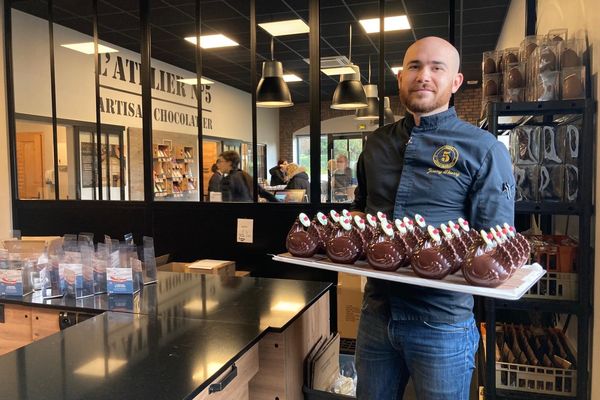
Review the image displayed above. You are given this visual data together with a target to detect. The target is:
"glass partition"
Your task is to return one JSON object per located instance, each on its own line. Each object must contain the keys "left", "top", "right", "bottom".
{"left": 257, "top": 0, "right": 310, "bottom": 203}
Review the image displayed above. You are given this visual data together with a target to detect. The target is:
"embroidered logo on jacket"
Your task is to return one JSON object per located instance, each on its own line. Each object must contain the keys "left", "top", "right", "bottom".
{"left": 432, "top": 145, "right": 459, "bottom": 169}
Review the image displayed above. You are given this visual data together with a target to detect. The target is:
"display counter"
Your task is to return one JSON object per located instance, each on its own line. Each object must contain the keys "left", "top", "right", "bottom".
{"left": 0, "top": 272, "right": 332, "bottom": 400}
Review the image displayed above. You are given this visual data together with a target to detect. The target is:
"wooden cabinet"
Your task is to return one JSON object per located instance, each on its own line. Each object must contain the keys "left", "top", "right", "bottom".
{"left": 0, "top": 304, "right": 62, "bottom": 355}
{"left": 193, "top": 344, "right": 259, "bottom": 400}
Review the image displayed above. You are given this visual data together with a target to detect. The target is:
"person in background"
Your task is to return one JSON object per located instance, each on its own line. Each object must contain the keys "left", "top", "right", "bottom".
{"left": 332, "top": 154, "right": 353, "bottom": 202}
{"left": 218, "top": 151, "right": 252, "bottom": 202}
{"left": 269, "top": 159, "right": 288, "bottom": 186}
{"left": 351, "top": 36, "right": 515, "bottom": 399}
{"left": 207, "top": 163, "right": 222, "bottom": 194}
{"left": 284, "top": 163, "right": 310, "bottom": 201}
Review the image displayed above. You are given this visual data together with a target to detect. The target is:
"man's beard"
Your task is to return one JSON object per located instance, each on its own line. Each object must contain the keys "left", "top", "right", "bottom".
{"left": 400, "top": 87, "right": 452, "bottom": 114}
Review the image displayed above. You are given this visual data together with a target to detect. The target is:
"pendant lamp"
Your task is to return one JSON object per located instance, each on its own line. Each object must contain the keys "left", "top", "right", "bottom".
{"left": 383, "top": 97, "right": 395, "bottom": 124}
{"left": 355, "top": 56, "right": 379, "bottom": 120}
{"left": 257, "top": 38, "right": 293, "bottom": 108}
{"left": 331, "top": 25, "right": 367, "bottom": 110}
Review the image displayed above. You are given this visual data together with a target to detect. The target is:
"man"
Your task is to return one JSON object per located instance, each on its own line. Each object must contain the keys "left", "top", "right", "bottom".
{"left": 269, "top": 159, "right": 288, "bottom": 186}
{"left": 351, "top": 37, "right": 515, "bottom": 399}
{"left": 332, "top": 154, "right": 354, "bottom": 202}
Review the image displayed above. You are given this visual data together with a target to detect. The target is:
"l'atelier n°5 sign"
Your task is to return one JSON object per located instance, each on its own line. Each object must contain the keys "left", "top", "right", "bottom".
{"left": 98, "top": 53, "right": 213, "bottom": 129}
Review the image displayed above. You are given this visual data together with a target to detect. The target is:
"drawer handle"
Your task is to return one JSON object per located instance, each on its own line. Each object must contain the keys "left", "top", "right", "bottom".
{"left": 208, "top": 364, "right": 237, "bottom": 394}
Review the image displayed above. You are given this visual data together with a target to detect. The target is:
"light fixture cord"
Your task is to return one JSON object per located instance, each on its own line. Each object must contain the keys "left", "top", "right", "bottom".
{"left": 368, "top": 55, "right": 371, "bottom": 83}
{"left": 271, "top": 37, "right": 274, "bottom": 60}
{"left": 348, "top": 24, "right": 352, "bottom": 62}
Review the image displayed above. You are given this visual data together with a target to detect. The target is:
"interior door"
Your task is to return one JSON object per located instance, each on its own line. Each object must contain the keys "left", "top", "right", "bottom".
{"left": 16, "top": 132, "right": 44, "bottom": 199}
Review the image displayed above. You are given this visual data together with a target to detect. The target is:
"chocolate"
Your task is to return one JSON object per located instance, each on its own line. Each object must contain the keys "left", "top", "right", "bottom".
{"left": 410, "top": 227, "right": 453, "bottom": 279}
{"left": 507, "top": 67, "right": 524, "bottom": 89}
{"left": 366, "top": 224, "right": 406, "bottom": 271}
{"left": 286, "top": 216, "right": 318, "bottom": 258}
{"left": 506, "top": 52, "right": 519, "bottom": 64}
{"left": 539, "top": 48, "right": 557, "bottom": 72}
{"left": 526, "top": 43, "right": 538, "bottom": 58}
{"left": 462, "top": 244, "right": 512, "bottom": 287}
{"left": 325, "top": 221, "right": 362, "bottom": 264}
{"left": 484, "top": 80, "right": 498, "bottom": 96}
{"left": 483, "top": 58, "right": 496, "bottom": 74}
{"left": 309, "top": 213, "right": 330, "bottom": 254}
{"left": 552, "top": 35, "right": 564, "bottom": 42}
{"left": 563, "top": 73, "right": 584, "bottom": 99}
{"left": 561, "top": 49, "right": 580, "bottom": 68}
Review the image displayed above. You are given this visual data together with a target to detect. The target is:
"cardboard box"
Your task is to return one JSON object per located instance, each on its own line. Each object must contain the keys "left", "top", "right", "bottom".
{"left": 336, "top": 272, "right": 365, "bottom": 340}
{"left": 158, "top": 259, "right": 235, "bottom": 276}
{"left": 235, "top": 270, "right": 250, "bottom": 277}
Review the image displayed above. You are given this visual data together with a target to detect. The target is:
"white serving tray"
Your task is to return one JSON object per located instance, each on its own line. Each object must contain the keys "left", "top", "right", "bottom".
{"left": 273, "top": 253, "right": 546, "bottom": 301}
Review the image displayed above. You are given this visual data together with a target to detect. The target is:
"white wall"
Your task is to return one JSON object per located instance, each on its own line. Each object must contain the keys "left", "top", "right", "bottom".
{"left": 0, "top": 0, "right": 11, "bottom": 237}
{"left": 11, "top": 9, "right": 279, "bottom": 157}
{"left": 497, "top": 0, "right": 600, "bottom": 397}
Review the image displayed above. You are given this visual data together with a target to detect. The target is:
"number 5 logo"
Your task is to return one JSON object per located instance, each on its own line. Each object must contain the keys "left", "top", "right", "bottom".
{"left": 432, "top": 145, "right": 459, "bottom": 169}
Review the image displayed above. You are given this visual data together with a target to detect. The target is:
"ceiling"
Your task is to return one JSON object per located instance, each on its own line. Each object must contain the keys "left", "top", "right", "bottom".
{"left": 12, "top": 0, "right": 510, "bottom": 103}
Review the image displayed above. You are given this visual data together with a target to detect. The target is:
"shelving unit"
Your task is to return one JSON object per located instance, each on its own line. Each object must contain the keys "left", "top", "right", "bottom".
{"left": 152, "top": 143, "right": 197, "bottom": 198}
{"left": 484, "top": 99, "right": 594, "bottom": 400}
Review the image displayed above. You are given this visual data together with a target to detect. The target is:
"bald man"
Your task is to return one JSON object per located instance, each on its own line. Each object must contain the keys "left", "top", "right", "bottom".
{"left": 351, "top": 37, "right": 515, "bottom": 399}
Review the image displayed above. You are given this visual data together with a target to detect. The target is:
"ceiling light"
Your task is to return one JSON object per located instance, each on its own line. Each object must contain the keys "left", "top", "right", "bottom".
{"left": 331, "top": 26, "right": 367, "bottom": 110}
{"left": 61, "top": 42, "right": 118, "bottom": 54}
{"left": 359, "top": 15, "right": 411, "bottom": 33}
{"left": 257, "top": 38, "right": 293, "bottom": 108}
{"left": 355, "top": 85, "right": 379, "bottom": 120}
{"left": 177, "top": 77, "right": 215, "bottom": 85}
{"left": 391, "top": 66, "right": 403, "bottom": 75}
{"left": 185, "top": 34, "right": 239, "bottom": 49}
{"left": 258, "top": 19, "right": 309, "bottom": 36}
{"left": 282, "top": 74, "right": 302, "bottom": 82}
{"left": 384, "top": 97, "right": 395, "bottom": 124}
{"left": 467, "top": 80, "right": 479, "bottom": 85}
{"left": 321, "top": 66, "right": 358, "bottom": 76}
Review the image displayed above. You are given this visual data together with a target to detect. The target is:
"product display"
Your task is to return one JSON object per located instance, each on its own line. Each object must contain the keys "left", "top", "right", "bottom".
{"left": 561, "top": 66, "right": 586, "bottom": 99}
{"left": 539, "top": 165, "right": 565, "bottom": 201}
{"left": 285, "top": 211, "right": 531, "bottom": 288}
{"left": 540, "top": 126, "right": 564, "bottom": 164}
{"left": 510, "top": 126, "right": 540, "bottom": 164}
{"left": 153, "top": 143, "right": 198, "bottom": 199}
{"left": 483, "top": 51, "right": 497, "bottom": 74}
{"left": 514, "top": 165, "right": 539, "bottom": 201}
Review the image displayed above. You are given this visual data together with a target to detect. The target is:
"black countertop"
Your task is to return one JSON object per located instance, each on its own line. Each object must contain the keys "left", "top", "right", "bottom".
{"left": 0, "top": 272, "right": 332, "bottom": 400}
{"left": 1, "top": 271, "right": 331, "bottom": 331}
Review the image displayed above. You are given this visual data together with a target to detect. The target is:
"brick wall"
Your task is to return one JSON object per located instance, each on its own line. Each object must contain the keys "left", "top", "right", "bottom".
{"left": 278, "top": 86, "right": 483, "bottom": 162}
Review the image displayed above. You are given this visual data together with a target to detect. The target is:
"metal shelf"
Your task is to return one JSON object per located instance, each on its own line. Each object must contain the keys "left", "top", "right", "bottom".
{"left": 492, "top": 298, "right": 581, "bottom": 314}
{"left": 487, "top": 99, "right": 589, "bottom": 116}
{"left": 496, "top": 389, "right": 577, "bottom": 400}
{"left": 515, "top": 202, "right": 581, "bottom": 215}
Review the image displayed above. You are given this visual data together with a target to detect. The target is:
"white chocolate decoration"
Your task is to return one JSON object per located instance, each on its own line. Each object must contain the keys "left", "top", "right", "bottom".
{"left": 458, "top": 217, "right": 470, "bottom": 232}
{"left": 427, "top": 225, "right": 441, "bottom": 242}
{"left": 354, "top": 215, "right": 366, "bottom": 230}
{"left": 299, "top": 212, "right": 310, "bottom": 228}
{"left": 448, "top": 221, "right": 461, "bottom": 236}
{"left": 366, "top": 213, "right": 378, "bottom": 227}
{"left": 503, "top": 223, "right": 516, "bottom": 238}
{"left": 394, "top": 219, "right": 408, "bottom": 235}
{"left": 340, "top": 217, "right": 352, "bottom": 231}
{"left": 330, "top": 210, "right": 340, "bottom": 222}
{"left": 440, "top": 223, "right": 453, "bottom": 239}
{"left": 377, "top": 211, "right": 387, "bottom": 223}
{"left": 415, "top": 214, "right": 426, "bottom": 228}
{"left": 381, "top": 221, "right": 394, "bottom": 237}
{"left": 342, "top": 209, "right": 351, "bottom": 217}
{"left": 490, "top": 227, "right": 503, "bottom": 244}
{"left": 403, "top": 217, "right": 415, "bottom": 232}
{"left": 317, "top": 212, "right": 328, "bottom": 226}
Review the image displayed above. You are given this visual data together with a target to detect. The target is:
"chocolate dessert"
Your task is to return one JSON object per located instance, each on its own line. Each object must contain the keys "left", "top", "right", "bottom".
{"left": 366, "top": 222, "right": 405, "bottom": 271}
{"left": 506, "top": 52, "right": 519, "bottom": 64}
{"left": 539, "top": 47, "right": 557, "bottom": 72}
{"left": 353, "top": 215, "right": 369, "bottom": 260}
{"left": 330, "top": 209, "right": 341, "bottom": 224}
{"left": 462, "top": 230, "right": 513, "bottom": 287}
{"left": 394, "top": 219, "right": 416, "bottom": 265}
{"left": 507, "top": 67, "right": 524, "bottom": 89}
{"left": 483, "top": 57, "right": 496, "bottom": 74}
{"left": 457, "top": 218, "right": 480, "bottom": 248}
{"left": 325, "top": 217, "right": 362, "bottom": 264}
{"left": 286, "top": 213, "right": 318, "bottom": 258}
{"left": 442, "top": 223, "right": 469, "bottom": 274}
{"left": 526, "top": 42, "right": 538, "bottom": 58}
{"left": 309, "top": 212, "right": 330, "bottom": 254}
{"left": 563, "top": 73, "right": 584, "bottom": 99}
{"left": 561, "top": 48, "right": 580, "bottom": 68}
{"left": 402, "top": 217, "right": 423, "bottom": 250}
{"left": 484, "top": 80, "right": 498, "bottom": 96}
{"left": 410, "top": 226, "right": 454, "bottom": 279}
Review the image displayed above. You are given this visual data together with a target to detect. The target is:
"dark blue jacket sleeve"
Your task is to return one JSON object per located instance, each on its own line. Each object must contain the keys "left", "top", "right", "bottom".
{"left": 468, "top": 141, "right": 515, "bottom": 229}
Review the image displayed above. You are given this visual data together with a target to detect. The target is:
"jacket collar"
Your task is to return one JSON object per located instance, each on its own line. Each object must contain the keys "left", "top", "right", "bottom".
{"left": 404, "top": 107, "right": 457, "bottom": 130}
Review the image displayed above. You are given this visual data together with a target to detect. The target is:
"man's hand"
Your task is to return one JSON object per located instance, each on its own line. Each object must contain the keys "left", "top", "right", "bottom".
{"left": 350, "top": 211, "right": 366, "bottom": 220}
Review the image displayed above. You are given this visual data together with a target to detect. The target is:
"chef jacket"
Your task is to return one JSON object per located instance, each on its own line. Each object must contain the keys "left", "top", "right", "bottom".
{"left": 351, "top": 107, "right": 515, "bottom": 323}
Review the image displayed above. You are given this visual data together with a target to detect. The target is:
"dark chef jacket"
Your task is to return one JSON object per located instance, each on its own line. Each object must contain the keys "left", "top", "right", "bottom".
{"left": 351, "top": 107, "right": 515, "bottom": 323}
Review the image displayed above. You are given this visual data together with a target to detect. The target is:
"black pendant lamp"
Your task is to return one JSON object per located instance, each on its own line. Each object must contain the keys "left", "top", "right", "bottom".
{"left": 355, "top": 57, "right": 379, "bottom": 120}
{"left": 383, "top": 97, "right": 395, "bottom": 124}
{"left": 331, "top": 25, "right": 367, "bottom": 110}
{"left": 257, "top": 38, "right": 293, "bottom": 108}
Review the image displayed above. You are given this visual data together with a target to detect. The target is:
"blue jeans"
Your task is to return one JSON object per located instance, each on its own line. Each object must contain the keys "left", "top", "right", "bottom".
{"left": 355, "top": 300, "right": 479, "bottom": 400}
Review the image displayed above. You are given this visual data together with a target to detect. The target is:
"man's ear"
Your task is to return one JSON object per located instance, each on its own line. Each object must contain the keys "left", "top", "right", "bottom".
{"left": 452, "top": 72, "right": 464, "bottom": 94}
{"left": 397, "top": 71, "right": 402, "bottom": 91}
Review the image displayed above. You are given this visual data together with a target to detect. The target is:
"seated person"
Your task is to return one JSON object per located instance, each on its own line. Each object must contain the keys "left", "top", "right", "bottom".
{"left": 284, "top": 163, "right": 310, "bottom": 201}
{"left": 332, "top": 154, "right": 353, "bottom": 201}
{"left": 269, "top": 159, "right": 288, "bottom": 186}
